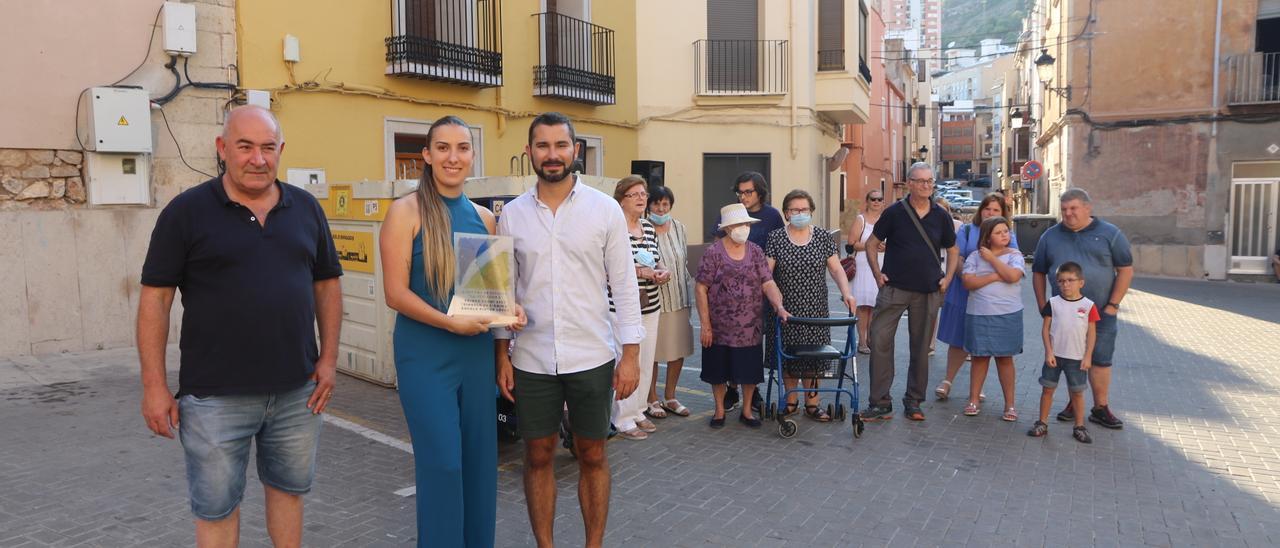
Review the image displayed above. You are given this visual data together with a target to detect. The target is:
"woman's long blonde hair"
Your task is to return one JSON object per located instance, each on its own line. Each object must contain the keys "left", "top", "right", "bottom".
{"left": 415, "top": 116, "right": 471, "bottom": 299}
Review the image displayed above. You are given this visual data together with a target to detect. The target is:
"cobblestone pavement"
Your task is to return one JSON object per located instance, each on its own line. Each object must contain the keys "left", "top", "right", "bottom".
{"left": 1, "top": 276, "right": 1278, "bottom": 547}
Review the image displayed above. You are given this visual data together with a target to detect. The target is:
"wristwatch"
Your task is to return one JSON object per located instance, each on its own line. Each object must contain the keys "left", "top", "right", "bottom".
{"left": 1107, "top": 302, "right": 1120, "bottom": 309}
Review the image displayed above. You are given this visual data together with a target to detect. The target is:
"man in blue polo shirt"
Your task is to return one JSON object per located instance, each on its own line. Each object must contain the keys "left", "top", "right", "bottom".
{"left": 137, "top": 106, "right": 343, "bottom": 546}
{"left": 862, "top": 162, "right": 959, "bottom": 421}
{"left": 1033, "top": 188, "right": 1133, "bottom": 430}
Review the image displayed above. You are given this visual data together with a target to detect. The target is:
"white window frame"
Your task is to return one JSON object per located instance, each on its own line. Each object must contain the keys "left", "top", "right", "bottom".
{"left": 384, "top": 117, "right": 484, "bottom": 182}
{"left": 576, "top": 133, "right": 604, "bottom": 176}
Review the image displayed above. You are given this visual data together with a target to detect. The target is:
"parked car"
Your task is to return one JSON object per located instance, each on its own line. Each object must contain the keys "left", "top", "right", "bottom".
{"left": 968, "top": 177, "right": 992, "bottom": 188}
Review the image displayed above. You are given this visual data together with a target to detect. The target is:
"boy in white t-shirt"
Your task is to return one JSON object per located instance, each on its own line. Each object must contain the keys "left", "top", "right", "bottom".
{"left": 1028, "top": 262, "right": 1099, "bottom": 443}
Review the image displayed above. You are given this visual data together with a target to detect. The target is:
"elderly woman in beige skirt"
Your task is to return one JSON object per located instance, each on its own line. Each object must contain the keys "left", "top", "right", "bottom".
{"left": 644, "top": 185, "right": 695, "bottom": 418}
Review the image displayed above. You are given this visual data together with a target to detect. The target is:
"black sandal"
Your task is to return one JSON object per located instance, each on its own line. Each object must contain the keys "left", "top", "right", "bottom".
{"left": 804, "top": 405, "right": 832, "bottom": 422}
{"left": 783, "top": 401, "right": 800, "bottom": 417}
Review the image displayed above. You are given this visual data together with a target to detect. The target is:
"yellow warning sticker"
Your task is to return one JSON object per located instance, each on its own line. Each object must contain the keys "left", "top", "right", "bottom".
{"left": 118, "top": 116, "right": 129, "bottom": 126}
{"left": 332, "top": 230, "right": 375, "bottom": 273}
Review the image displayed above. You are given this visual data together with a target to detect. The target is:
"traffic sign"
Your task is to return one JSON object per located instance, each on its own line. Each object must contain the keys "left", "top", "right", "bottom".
{"left": 1021, "top": 160, "right": 1043, "bottom": 180}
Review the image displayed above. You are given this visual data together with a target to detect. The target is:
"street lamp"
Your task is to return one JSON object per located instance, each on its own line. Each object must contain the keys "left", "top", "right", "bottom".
{"left": 1034, "top": 49, "right": 1072, "bottom": 100}
{"left": 1010, "top": 108, "right": 1024, "bottom": 129}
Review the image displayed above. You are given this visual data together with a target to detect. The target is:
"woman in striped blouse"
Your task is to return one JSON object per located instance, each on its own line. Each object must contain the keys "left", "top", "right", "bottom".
{"left": 610, "top": 176, "right": 669, "bottom": 440}
{"left": 644, "top": 185, "right": 695, "bottom": 418}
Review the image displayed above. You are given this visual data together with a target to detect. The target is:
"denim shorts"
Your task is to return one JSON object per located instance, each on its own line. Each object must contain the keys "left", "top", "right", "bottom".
{"left": 1038, "top": 357, "right": 1089, "bottom": 393}
{"left": 1092, "top": 312, "right": 1118, "bottom": 366}
{"left": 178, "top": 380, "right": 323, "bottom": 520}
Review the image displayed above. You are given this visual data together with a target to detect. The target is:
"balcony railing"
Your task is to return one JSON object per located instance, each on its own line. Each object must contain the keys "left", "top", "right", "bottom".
{"left": 818, "top": 49, "right": 845, "bottom": 72}
{"left": 385, "top": 0, "right": 503, "bottom": 87}
{"left": 533, "top": 12, "right": 615, "bottom": 105}
{"left": 1226, "top": 52, "right": 1280, "bottom": 105}
{"left": 694, "top": 40, "right": 789, "bottom": 95}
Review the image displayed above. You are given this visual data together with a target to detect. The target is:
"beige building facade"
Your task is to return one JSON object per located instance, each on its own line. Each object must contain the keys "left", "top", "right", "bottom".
{"left": 0, "top": 0, "right": 236, "bottom": 356}
{"left": 635, "top": 0, "right": 871, "bottom": 242}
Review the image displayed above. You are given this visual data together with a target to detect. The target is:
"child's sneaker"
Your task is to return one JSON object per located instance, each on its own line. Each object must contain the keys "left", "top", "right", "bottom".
{"left": 1072, "top": 425, "right": 1093, "bottom": 444}
{"left": 1027, "top": 421, "right": 1048, "bottom": 437}
{"left": 1088, "top": 405, "right": 1124, "bottom": 429}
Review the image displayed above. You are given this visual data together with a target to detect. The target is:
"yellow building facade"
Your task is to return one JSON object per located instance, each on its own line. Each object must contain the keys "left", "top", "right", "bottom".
{"left": 236, "top": 0, "right": 639, "bottom": 185}
{"left": 635, "top": 0, "right": 871, "bottom": 242}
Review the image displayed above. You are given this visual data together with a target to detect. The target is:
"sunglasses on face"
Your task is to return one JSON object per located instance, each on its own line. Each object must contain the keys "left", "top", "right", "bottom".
{"left": 868, "top": 197, "right": 884, "bottom": 202}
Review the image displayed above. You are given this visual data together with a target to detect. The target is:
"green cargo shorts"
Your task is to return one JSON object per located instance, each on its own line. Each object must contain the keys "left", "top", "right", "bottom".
{"left": 513, "top": 361, "right": 615, "bottom": 440}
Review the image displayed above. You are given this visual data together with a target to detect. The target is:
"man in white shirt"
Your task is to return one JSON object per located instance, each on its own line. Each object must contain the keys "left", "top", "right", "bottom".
{"left": 495, "top": 112, "right": 643, "bottom": 548}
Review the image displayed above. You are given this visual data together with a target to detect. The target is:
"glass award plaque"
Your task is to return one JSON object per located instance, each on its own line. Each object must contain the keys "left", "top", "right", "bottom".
{"left": 446, "top": 233, "right": 518, "bottom": 327}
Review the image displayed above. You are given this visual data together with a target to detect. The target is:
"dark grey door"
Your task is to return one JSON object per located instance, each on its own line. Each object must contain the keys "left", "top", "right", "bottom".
{"left": 703, "top": 153, "right": 770, "bottom": 242}
{"left": 706, "top": 0, "right": 759, "bottom": 91}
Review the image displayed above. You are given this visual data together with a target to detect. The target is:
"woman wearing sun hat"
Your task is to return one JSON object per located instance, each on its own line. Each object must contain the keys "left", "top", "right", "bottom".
{"left": 694, "top": 203, "right": 791, "bottom": 429}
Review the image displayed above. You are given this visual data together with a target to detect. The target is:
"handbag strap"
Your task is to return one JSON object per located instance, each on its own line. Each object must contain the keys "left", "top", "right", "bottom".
{"left": 900, "top": 198, "right": 942, "bottom": 267}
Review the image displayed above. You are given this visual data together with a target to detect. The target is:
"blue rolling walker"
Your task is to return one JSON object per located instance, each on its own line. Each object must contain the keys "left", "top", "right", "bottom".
{"left": 763, "top": 316, "right": 864, "bottom": 439}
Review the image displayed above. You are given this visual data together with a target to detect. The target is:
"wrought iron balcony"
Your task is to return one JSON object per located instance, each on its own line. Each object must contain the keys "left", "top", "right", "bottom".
{"left": 819, "top": 49, "right": 845, "bottom": 72}
{"left": 694, "top": 40, "right": 789, "bottom": 95}
{"left": 1226, "top": 52, "right": 1280, "bottom": 106}
{"left": 533, "top": 12, "right": 616, "bottom": 105}
{"left": 385, "top": 0, "right": 503, "bottom": 87}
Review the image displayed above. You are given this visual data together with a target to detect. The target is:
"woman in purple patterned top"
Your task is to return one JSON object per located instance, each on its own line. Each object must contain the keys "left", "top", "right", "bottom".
{"left": 695, "top": 203, "right": 790, "bottom": 429}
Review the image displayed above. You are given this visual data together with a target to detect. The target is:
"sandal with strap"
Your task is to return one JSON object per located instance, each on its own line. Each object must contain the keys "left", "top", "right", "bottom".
{"left": 1002, "top": 407, "right": 1019, "bottom": 422}
{"left": 783, "top": 401, "right": 800, "bottom": 417}
{"left": 661, "top": 399, "right": 691, "bottom": 417}
{"left": 804, "top": 405, "right": 832, "bottom": 423}
{"left": 1027, "top": 421, "right": 1048, "bottom": 437}
{"left": 963, "top": 402, "right": 980, "bottom": 416}
{"left": 645, "top": 401, "right": 667, "bottom": 419}
{"left": 934, "top": 380, "right": 952, "bottom": 400}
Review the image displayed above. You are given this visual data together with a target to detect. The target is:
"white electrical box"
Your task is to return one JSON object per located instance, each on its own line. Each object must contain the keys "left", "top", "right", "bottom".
{"left": 245, "top": 89, "right": 271, "bottom": 109}
{"left": 86, "top": 152, "right": 151, "bottom": 205}
{"left": 283, "top": 34, "right": 301, "bottom": 62}
{"left": 162, "top": 2, "right": 197, "bottom": 56}
{"left": 286, "top": 167, "right": 326, "bottom": 188}
{"left": 86, "top": 87, "right": 153, "bottom": 153}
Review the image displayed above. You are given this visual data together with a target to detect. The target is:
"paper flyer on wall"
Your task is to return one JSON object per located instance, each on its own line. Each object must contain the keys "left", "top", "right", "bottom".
{"left": 446, "top": 233, "right": 518, "bottom": 327}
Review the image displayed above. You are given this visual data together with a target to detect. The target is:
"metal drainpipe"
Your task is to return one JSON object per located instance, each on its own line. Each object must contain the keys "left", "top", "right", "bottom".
{"left": 789, "top": 0, "right": 798, "bottom": 161}
{"left": 1207, "top": 0, "right": 1225, "bottom": 278}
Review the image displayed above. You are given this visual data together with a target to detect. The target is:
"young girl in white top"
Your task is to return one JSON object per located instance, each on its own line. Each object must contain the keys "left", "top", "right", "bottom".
{"left": 960, "top": 216, "right": 1025, "bottom": 421}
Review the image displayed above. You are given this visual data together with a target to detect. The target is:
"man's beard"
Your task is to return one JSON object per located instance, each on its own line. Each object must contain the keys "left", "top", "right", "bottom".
{"left": 533, "top": 160, "right": 571, "bottom": 183}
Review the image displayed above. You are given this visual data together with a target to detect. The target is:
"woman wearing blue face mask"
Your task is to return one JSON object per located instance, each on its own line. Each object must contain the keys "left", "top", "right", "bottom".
{"left": 609, "top": 176, "right": 669, "bottom": 440}
{"left": 764, "top": 190, "right": 858, "bottom": 421}
{"left": 644, "top": 186, "right": 695, "bottom": 418}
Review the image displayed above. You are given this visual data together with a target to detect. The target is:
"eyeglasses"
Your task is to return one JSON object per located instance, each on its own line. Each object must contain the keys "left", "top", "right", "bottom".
{"left": 734, "top": 189, "right": 757, "bottom": 196}
{"left": 868, "top": 197, "right": 884, "bottom": 202}
{"left": 785, "top": 208, "right": 811, "bottom": 215}
{"left": 623, "top": 190, "right": 648, "bottom": 200}
{"left": 907, "top": 178, "right": 935, "bottom": 185}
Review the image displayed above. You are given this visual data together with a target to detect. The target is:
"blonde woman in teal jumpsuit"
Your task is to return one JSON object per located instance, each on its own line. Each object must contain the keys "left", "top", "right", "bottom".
{"left": 380, "top": 116, "right": 526, "bottom": 547}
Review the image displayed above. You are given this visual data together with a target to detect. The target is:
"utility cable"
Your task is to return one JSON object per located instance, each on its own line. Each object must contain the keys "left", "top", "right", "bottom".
{"left": 157, "top": 107, "right": 215, "bottom": 178}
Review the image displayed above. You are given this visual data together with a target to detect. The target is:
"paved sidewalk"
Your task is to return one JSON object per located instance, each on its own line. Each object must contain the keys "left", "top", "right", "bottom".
{"left": 0, "top": 277, "right": 1278, "bottom": 547}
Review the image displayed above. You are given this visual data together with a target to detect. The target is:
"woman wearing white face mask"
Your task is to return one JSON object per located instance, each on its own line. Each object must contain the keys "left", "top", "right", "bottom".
{"left": 644, "top": 186, "right": 695, "bottom": 419}
{"left": 609, "top": 176, "right": 669, "bottom": 440}
{"left": 764, "top": 190, "right": 857, "bottom": 422}
{"left": 695, "top": 204, "right": 790, "bottom": 428}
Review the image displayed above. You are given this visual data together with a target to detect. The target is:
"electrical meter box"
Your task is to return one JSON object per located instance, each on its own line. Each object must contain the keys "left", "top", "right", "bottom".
{"left": 86, "top": 152, "right": 151, "bottom": 205}
{"left": 86, "top": 87, "right": 153, "bottom": 153}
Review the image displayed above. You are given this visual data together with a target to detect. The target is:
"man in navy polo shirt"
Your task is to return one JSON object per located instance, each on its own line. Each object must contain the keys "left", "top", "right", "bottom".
{"left": 137, "top": 106, "right": 343, "bottom": 546}
{"left": 862, "top": 162, "right": 959, "bottom": 422}
{"left": 1033, "top": 188, "right": 1133, "bottom": 430}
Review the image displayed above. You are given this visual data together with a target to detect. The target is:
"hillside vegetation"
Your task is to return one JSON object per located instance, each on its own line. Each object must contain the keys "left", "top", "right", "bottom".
{"left": 941, "top": 0, "right": 1031, "bottom": 51}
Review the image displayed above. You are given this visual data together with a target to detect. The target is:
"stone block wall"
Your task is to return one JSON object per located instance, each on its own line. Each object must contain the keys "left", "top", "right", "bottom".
{"left": 0, "top": 149, "right": 87, "bottom": 209}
